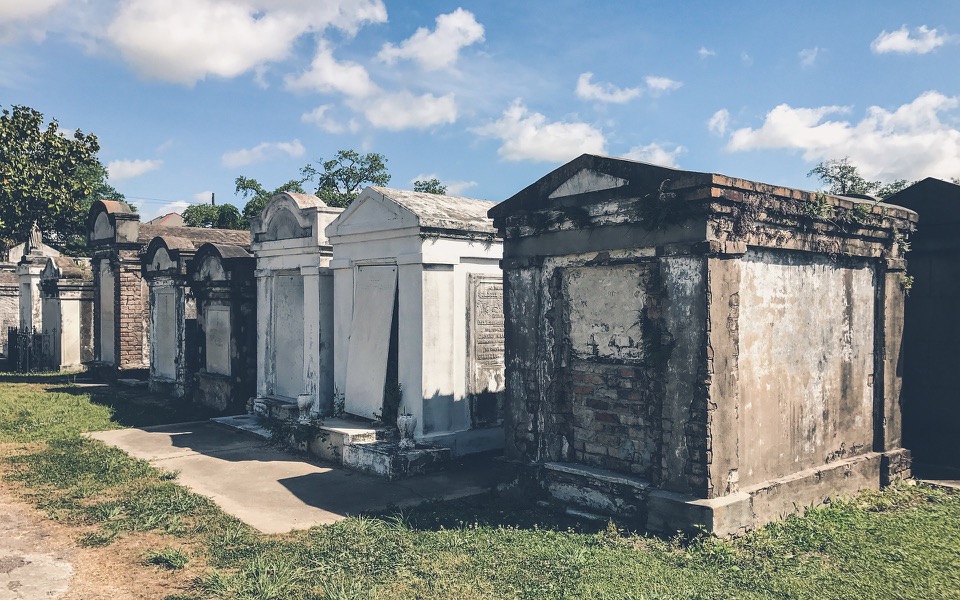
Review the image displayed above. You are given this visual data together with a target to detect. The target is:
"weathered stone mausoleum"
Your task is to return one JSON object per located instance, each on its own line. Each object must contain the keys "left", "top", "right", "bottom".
{"left": 250, "top": 193, "right": 342, "bottom": 417}
{"left": 17, "top": 226, "right": 61, "bottom": 336}
{"left": 40, "top": 257, "right": 94, "bottom": 371}
{"left": 887, "top": 178, "right": 960, "bottom": 476}
{"left": 141, "top": 230, "right": 249, "bottom": 398}
{"left": 187, "top": 242, "right": 257, "bottom": 413}
{"left": 489, "top": 154, "right": 916, "bottom": 534}
{"left": 327, "top": 187, "right": 504, "bottom": 456}
{"left": 87, "top": 200, "right": 160, "bottom": 377}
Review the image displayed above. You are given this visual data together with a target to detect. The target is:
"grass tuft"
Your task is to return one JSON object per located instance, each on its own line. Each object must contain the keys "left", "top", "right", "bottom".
{"left": 146, "top": 547, "right": 190, "bottom": 570}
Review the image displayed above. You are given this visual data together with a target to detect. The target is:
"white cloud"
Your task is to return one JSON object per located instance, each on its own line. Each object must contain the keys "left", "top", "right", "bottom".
{"left": 575, "top": 73, "right": 642, "bottom": 103}
{"left": 445, "top": 180, "right": 478, "bottom": 196}
{"left": 724, "top": 91, "right": 960, "bottom": 181}
{"left": 799, "top": 47, "right": 820, "bottom": 68}
{"left": 698, "top": 46, "right": 716, "bottom": 58}
{"left": 221, "top": 139, "right": 306, "bottom": 168}
{"left": 473, "top": 99, "right": 606, "bottom": 162}
{"left": 644, "top": 76, "right": 682, "bottom": 95}
{"left": 360, "top": 91, "right": 457, "bottom": 130}
{"left": 301, "top": 104, "right": 359, "bottom": 134}
{"left": 107, "top": 158, "right": 163, "bottom": 181}
{"left": 284, "top": 41, "right": 379, "bottom": 98}
{"left": 105, "top": 0, "right": 387, "bottom": 84}
{"left": 871, "top": 25, "right": 947, "bottom": 55}
{"left": 378, "top": 8, "right": 484, "bottom": 70}
{"left": 708, "top": 109, "right": 730, "bottom": 136}
{"left": 0, "top": 0, "right": 64, "bottom": 21}
{"left": 741, "top": 51, "right": 753, "bottom": 66}
{"left": 623, "top": 142, "right": 685, "bottom": 168}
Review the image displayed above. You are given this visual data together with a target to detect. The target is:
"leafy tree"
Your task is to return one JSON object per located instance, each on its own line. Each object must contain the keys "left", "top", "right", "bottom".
{"left": 413, "top": 178, "right": 447, "bottom": 195}
{"left": 235, "top": 174, "right": 310, "bottom": 225}
{"left": 808, "top": 157, "right": 912, "bottom": 199}
{"left": 182, "top": 203, "right": 243, "bottom": 230}
{"left": 305, "top": 149, "right": 390, "bottom": 208}
{"left": 233, "top": 149, "right": 391, "bottom": 222}
{"left": 0, "top": 104, "right": 118, "bottom": 254}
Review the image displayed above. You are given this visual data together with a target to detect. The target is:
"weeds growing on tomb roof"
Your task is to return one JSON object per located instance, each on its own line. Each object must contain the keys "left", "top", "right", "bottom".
{"left": 1, "top": 375, "right": 959, "bottom": 599}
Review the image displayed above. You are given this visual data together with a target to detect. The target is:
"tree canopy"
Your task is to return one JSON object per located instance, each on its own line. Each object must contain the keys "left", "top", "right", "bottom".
{"left": 305, "top": 149, "right": 390, "bottom": 208}
{"left": 181, "top": 203, "right": 243, "bottom": 230}
{"left": 235, "top": 173, "right": 311, "bottom": 225}
{"left": 413, "top": 178, "right": 447, "bottom": 195}
{"left": 233, "top": 149, "right": 391, "bottom": 223}
{"left": 0, "top": 104, "right": 121, "bottom": 254}
{"left": 807, "top": 158, "right": 911, "bottom": 199}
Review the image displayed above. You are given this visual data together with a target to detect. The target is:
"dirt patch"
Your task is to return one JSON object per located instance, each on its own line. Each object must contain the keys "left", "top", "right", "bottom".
{"left": 0, "top": 468, "right": 202, "bottom": 599}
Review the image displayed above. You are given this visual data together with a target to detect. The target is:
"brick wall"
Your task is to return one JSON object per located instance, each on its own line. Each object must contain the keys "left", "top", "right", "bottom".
{"left": 568, "top": 360, "right": 660, "bottom": 479}
{"left": 116, "top": 251, "right": 149, "bottom": 370}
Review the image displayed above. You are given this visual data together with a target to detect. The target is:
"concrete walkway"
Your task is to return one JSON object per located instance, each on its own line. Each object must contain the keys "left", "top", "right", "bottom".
{"left": 88, "top": 422, "right": 503, "bottom": 534}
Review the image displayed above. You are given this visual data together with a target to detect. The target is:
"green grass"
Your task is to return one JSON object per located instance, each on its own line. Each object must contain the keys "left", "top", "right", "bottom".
{"left": 1, "top": 375, "right": 960, "bottom": 599}
{"left": 146, "top": 547, "right": 191, "bottom": 570}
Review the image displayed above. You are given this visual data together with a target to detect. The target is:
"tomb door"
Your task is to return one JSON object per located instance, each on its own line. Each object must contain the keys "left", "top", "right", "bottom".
{"left": 344, "top": 265, "right": 398, "bottom": 419}
{"left": 273, "top": 274, "right": 305, "bottom": 398}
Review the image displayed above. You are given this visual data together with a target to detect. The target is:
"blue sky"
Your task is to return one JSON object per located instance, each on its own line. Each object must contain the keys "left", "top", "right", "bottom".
{"left": 2, "top": 0, "right": 958, "bottom": 220}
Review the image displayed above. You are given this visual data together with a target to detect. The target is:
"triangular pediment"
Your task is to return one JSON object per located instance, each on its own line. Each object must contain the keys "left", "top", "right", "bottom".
{"left": 327, "top": 192, "right": 418, "bottom": 237}
{"left": 548, "top": 169, "right": 629, "bottom": 199}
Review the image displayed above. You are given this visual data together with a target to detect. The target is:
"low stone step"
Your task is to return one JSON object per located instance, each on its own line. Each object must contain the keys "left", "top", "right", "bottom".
{"left": 342, "top": 441, "right": 452, "bottom": 481}
{"left": 211, "top": 413, "right": 272, "bottom": 440}
{"left": 221, "top": 407, "right": 450, "bottom": 481}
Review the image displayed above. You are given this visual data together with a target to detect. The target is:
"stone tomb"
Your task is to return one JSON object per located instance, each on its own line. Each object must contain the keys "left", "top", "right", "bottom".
{"left": 326, "top": 187, "right": 505, "bottom": 458}
{"left": 0, "top": 266, "right": 16, "bottom": 356}
{"left": 40, "top": 257, "right": 94, "bottom": 371}
{"left": 250, "top": 193, "right": 342, "bottom": 418}
{"left": 887, "top": 178, "right": 960, "bottom": 476}
{"left": 187, "top": 242, "right": 257, "bottom": 413}
{"left": 87, "top": 200, "right": 162, "bottom": 378}
{"left": 488, "top": 154, "right": 916, "bottom": 534}
{"left": 142, "top": 230, "right": 249, "bottom": 399}
{"left": 17, "top": 226, "right": 61, "bottom": 336}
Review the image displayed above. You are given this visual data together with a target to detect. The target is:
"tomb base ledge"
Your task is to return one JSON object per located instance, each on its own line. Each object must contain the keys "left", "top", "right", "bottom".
{"left": 534, "top": 449, "right": 911, "bottom": 535}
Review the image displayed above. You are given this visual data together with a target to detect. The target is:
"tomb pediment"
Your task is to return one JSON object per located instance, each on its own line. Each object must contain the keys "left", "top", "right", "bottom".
{"left": 92, "top": 211, "right": 115, "bottom": 241}
{"left": 196, "top": 255, "right": 227, "bottom": 282}
{"left": 326, "top": 192, "right": 414, "bottom": 237}
{"left": 251, "top": 193, "right": 334, "bottom": 244}
{"left": 548, "top": 169, "right": 629, "bottom": 199}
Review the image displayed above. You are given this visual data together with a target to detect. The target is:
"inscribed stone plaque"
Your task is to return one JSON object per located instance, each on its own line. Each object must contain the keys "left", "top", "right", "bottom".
{"left": 205, "top": 306, "right": 231, "bottom": 376}
{"left": 98, "top": 261, "right": 115, "bottom": 364}
{"left": 273, "top": 274, "right": 304, "bottom": 398}
{"left": 154, "top": 289, "right": 176, "bottom": 378}
{"left": 467, "top": 274, "right": 505, "bottom": 395}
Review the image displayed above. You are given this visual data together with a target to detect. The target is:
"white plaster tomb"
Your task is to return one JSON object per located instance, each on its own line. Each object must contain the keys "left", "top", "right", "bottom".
{"left": 251, "top": 193, "right": 342, "bottom": 417}
{"left": 40, "top": 257, "right": 94, "bottom": 370}
{"left": 326, "top": 187, "right": 505, "bottom": 456}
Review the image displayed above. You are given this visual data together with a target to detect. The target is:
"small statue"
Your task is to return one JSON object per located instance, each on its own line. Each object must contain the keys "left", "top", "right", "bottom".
{"left": 27, "top": 223, "right": 42, "bottom": 254}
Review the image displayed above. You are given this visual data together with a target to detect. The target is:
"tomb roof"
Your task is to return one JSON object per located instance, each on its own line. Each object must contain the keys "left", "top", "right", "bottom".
{"left": 43, "top": 257, "right": 91, "bottom": 281}
{"left": 489, "top": 153, "right": 918, "bottom": 224}
{"left": 139, "top": 226, "right": 250, "bottom": 248}
{"left": 364, "top": 186, "right": 498, "bottom": 233}
{"left": 885, "top": 177, "right": 960, "bottom": 226}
